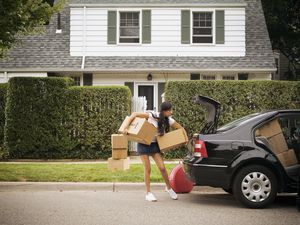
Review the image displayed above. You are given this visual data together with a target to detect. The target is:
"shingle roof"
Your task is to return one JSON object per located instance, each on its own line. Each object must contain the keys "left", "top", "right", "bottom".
{"left": 69, "top": 0, "right": 245, "bottom": 5}
{"left": 0, "top": 0, "right": 276, "bottom": 72}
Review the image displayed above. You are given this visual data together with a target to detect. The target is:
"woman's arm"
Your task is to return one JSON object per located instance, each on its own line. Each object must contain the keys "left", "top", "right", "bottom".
{"left": 122, "top": 112, "right": 149, "bottom": 134}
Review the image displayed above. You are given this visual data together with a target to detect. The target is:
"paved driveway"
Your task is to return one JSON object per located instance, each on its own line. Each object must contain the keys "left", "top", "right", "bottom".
{"left": 0, "top": 184, "right": 299, "bottom": 225}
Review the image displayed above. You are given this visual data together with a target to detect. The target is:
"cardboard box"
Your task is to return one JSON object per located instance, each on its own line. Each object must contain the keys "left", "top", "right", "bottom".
{"left": 157, "top": 128, "right": 188, "bottom": 152}
{"left": 118, "top": 116, "right": 157, "bottom": 145}
{"left": 112, "top": 149, "right": 128, "bottom": 159}
{"left": 268, "top": 132, "right": 289, "bottom": 154}
{"left": 111, "top": 134, "right": 127, "bottom": 149}
{"left": 107, "top": 157, "right": 130, "bottom": 170}
{"left": 256, "top": 119, "right": 282, "bottom": 138}
{"left": 276, "top": 149, "right": 298, "bottom": 167}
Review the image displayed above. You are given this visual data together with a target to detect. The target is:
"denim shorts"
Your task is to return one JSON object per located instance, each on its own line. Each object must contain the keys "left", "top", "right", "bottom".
{"left": 137, "top": 142, "right": 161, "bottom": 155}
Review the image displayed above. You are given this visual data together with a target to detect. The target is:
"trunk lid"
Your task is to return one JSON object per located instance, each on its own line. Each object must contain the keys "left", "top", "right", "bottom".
{"left": 192, "top": 95, "right": 221, "bottom": 134}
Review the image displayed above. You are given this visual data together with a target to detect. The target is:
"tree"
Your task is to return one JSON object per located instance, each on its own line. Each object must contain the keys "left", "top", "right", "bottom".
{"left": 262, "top": 0, "right": 300, "bottom": 80}
{"left": 0, "top": 0, "right": 65, "bottom": 58}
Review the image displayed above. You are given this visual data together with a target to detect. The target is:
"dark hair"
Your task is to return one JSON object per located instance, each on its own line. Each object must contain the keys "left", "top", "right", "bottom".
{"left": 157, "top": 102, "right": 172, "bottom": 135}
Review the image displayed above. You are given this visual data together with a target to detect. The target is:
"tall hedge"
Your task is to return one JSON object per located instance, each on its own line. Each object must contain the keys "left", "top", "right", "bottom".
{"left": 0, "top": 83, "right": 8, "bottom": 158}
{"left": 164, "top": 80, "right": 300, "bottom": 158}
{"left": 4, "top": 77, "right": 131, "bottom": 159}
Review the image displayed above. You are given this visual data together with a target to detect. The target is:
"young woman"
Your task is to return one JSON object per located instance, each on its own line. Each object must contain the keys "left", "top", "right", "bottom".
{"left": 123, "top": 102, "right": 188, "bottom": 202}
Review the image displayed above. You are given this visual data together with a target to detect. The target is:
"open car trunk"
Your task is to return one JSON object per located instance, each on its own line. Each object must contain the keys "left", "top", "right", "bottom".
{"left": 192, "top": 95, "right": 221, "bottom": 134}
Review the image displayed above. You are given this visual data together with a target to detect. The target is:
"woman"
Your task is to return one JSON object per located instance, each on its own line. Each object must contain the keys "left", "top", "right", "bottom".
{"left": 123, "top": 102, "right": 188, "bottom": 202}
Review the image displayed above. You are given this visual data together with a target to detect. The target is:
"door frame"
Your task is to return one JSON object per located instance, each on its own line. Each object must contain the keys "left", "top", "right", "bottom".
{"left": 134, "top": 82, "right": 158, "bottom": 111}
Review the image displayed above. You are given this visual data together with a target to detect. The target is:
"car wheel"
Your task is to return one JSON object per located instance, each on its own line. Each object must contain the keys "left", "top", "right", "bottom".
{"left": 222, "top": 188, "right": 233, "bottom": 194}
{"left": 233, "top": 165, "right": 277, "bottom": 209}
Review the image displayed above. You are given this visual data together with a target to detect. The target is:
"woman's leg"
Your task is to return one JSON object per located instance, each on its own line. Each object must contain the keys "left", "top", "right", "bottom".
{"left": 140, "top": 154, "right": 151, "bottom": 193}
{"left": 152, "top": 153, "right": 171, "bottom": 189}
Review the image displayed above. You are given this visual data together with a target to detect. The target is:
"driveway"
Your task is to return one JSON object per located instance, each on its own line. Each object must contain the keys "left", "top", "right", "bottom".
{"left": 0, "top": 183, "right": 299, "bottom": 225}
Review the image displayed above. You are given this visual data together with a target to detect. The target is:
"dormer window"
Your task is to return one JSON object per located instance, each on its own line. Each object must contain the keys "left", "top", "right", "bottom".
{"left": 119, "top": 12, "right": 140, "bottom": 43}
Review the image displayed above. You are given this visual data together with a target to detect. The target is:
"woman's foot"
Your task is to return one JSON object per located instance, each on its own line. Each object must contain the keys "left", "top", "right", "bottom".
{"left": 165, "top": 187, "right": 178, "bottom": 200}
{"left": 145, "top": 192, "right": 157, "bottom": 202}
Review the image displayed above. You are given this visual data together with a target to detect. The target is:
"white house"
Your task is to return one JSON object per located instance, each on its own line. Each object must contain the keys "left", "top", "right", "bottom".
{"left": 0, "top": 0, "right": 276, "bottom": 111}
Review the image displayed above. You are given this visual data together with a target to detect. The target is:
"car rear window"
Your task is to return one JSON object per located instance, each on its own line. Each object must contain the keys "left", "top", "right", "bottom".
{"left": 217, "top": 113, "right": 260, "bottom": 132}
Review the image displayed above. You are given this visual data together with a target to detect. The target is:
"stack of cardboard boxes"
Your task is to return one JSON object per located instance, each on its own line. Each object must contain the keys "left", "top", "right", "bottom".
{"left": 108, "top": 116, "right": 189, "bottom": 170}
{"left": 108, "top": 134, "right": 130, "bottom": 170}
{"left": 256, "top": 119, "right": 298, "bottom": 167}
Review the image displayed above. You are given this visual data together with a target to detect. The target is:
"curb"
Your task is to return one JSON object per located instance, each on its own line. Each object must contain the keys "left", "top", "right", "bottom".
{"left": 0, "top": 182, "right": 223, "bottom": 193}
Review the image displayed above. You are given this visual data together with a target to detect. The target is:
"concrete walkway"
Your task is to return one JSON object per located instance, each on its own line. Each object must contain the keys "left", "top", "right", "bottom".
{"left": 0, "top": 156, "right": 181, "bottom": 164}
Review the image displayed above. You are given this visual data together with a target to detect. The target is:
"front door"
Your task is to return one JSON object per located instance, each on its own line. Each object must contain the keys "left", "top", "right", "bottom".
{"left": 138, "top": 85, "right": 154, "bottom": 110}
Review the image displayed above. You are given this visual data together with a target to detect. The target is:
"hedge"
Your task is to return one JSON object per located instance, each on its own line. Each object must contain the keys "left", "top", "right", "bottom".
{"left": 0, "top": 83, "right": 8, "bottom": 159}
{"left": 4, "top": 77, "right": 131, "bottom": 159}
{"left": 164, "top": 80, "right": 300, "bottom": 159}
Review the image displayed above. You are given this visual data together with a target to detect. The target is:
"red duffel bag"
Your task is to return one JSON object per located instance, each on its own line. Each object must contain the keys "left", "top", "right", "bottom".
{"left": 169, "top": 163, "right": 194, "bottom": 193}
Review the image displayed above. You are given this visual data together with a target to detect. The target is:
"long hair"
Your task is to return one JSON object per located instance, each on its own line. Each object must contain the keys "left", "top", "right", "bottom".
{"left": 155, "top": 102, "right": 172, "bottom": 136}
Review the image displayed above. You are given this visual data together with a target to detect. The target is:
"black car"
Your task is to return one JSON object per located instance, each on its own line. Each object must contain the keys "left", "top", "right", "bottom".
{"left": 183, "top": 95, "right": 300, "bottom": 208}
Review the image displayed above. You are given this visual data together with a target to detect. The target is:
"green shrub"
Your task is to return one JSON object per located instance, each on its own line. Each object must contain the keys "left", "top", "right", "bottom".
{"left": 4, "top": 77, "right": 131, "bottom": 159}
{"left": 164, "top": 80, "right": 300, "bottom": 159}
{"left": 0, "top": 83, "right": 8, "bottom": 159}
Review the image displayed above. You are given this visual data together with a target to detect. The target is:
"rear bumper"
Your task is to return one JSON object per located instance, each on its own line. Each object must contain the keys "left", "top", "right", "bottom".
{"left": 183, "top": 159, "right": 231, "bottom": 189}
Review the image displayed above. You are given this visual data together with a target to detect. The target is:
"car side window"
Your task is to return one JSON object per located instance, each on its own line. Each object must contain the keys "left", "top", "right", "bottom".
{"left": 278, "top": 114, "right": 300, "bottom": 159}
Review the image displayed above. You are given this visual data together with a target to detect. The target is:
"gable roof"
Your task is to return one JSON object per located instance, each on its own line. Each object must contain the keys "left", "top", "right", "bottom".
{"left": 0, "top": 0, "right": 276, "bottom": 73}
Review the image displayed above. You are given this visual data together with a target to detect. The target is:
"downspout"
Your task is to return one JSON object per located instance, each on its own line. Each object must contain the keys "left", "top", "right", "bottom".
{"left": 81, "top": 6, "right": 87, "bottom": 70}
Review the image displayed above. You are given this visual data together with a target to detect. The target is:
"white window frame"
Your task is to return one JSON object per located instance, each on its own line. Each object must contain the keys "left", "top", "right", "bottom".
{"left": 190, "top": 9, "right": 215, "bottom": 45}
{"left": 134, "top": 82, "right": 158, "bottom": 111}
{"left": 117, "top": 9, "right": 142, "bottom": 45}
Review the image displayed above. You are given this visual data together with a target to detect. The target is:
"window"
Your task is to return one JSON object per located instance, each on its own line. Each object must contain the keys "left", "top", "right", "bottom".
{"left": 201, "top": 75, "right": 216, "bottom": 80}
{"left": 222, "top": 75, "right": 235, "bottom": 80}
{"left": 71, "top": 76, "right": 81, "bottom": 86}
{"left": 193, "top": 12, "right": 213, "bottom": 44}
{"left": 190, "top": 74, "right": 200, "bottom": 80}
{"left": 119, "top": 12, "right": 140, "bottom": 43}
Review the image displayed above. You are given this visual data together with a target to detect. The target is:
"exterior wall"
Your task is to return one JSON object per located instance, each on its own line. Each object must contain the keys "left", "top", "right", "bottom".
{"left": 0, "top": 72, "right": 47, "bottom": 83}
{"left": 70, "top": 7, "right": 245, "bottom": 57}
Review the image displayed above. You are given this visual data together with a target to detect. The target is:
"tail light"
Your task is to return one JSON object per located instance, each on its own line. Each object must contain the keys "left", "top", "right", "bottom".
{"left": 194, "top": 139, "right": 208, "bottom": 158}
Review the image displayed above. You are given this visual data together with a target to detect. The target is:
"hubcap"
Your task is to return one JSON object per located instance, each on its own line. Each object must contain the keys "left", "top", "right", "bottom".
{"left": 241, "top": 172, "right": 271, "bottom": 203}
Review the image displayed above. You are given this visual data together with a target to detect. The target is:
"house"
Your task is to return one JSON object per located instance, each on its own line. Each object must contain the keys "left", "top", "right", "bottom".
{"left": 0, "top": 0, "right": 276, "bottom": 111}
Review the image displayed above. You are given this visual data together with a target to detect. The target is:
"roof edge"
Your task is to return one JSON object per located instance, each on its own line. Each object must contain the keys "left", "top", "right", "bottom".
{"left": 0, "top": 68, "right": 276, "bottom": 73}
{"left": 69, "top": 3, "right": 247, "bottom": 8}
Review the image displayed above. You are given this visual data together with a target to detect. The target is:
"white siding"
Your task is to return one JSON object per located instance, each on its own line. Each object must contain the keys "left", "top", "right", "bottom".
{"left": 70, "top": 7, "right": 245, "bottom": 57}
{"left": 0, "top": 72, "right": 47, "bottom": 83}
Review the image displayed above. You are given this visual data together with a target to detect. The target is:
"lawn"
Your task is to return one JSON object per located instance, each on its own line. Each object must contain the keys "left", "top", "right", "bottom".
{"left": 0, "top": 163, "right": 178, "bottom": 182}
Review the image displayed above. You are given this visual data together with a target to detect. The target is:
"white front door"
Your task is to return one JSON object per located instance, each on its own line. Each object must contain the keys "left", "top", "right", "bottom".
{"left": 135, "top": 83, "right": 157, "bottom": 111}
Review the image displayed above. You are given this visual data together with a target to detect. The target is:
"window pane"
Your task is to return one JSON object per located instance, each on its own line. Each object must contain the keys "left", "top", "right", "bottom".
{"left": 193, "top": 28, "right": 212, "bottom": 35}
{"left": 120, "top": 27, "right": 139, "bottom": 37}
{"left": 193, "top": 36, "right": 213, "bottom": 43}
{"left": 119, "top": 38, "right": 139, "bottom": 43}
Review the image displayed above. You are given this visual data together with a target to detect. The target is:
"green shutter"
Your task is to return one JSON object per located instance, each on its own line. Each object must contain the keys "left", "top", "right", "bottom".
{"left": 181, "top": 10, "right": 190, "bottom": 44}
{"left": 107, "top": 11, "right": 117, "bottom": 44}
{"left": 158, "top": 82, "right": 165, "bottom": 107}
{"left": 142, "top": 10, "right": 151, "bottom": 44}
{"left": 83, "top": 73, "right": 93, "bottom": 86}
{"left": 215, "top": 10, "right": 225, "bottom": 44}
{"left": 125, "top": 82, "right": 134, "bottom": 96}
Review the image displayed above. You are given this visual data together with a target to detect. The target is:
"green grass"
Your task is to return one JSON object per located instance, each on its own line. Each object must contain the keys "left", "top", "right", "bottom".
{"left": 0, "top": 163, "right": 178, "bottom": 182}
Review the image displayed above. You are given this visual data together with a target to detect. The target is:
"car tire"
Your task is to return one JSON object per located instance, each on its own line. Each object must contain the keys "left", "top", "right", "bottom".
{"left": 222, "top": 188, "right": 233, "bottom": 194}
{"left": 233, "top": 165, "right": 277, "bottom": 209}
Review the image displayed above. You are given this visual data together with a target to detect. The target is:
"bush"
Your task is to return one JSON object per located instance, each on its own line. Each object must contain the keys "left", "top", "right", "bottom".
{"left": 0, "top": 83, "right": 8, "bottom": 159}
{"left": 4, "top": 77, "right": 131, "bottom": 159}
{"left": 164, "top": 80, "right": 300, "bottom": 159}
